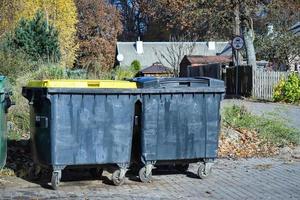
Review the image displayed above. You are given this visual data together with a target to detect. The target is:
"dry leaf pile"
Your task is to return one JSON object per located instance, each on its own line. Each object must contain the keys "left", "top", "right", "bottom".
{"left": 4, "top": 141, "right": 33, "bottom": 178}
{"left": 218, "top": 127, "right": 279, "bottom": 158}
{"left": 2, "top": 141, "right": 50, "bottom": 179}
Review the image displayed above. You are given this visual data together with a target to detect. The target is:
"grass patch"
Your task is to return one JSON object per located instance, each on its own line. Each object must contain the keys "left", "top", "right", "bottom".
{"left": 7, "top": 131, "right": 24, "bottom": 141}
{"left": 222, "top": 105, "right": 300, "bottom": 147}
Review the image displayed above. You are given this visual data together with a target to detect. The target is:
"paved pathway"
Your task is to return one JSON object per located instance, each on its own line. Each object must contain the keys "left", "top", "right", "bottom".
{"left": 0, "top": 158, "right": 299, "bottom": 199}
{"left": 222, "top": 99, "right": 300, "bottom": 130}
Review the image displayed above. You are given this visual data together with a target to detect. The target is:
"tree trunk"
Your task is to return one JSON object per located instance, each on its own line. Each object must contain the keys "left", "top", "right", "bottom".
{"left": 233, "top": 4, "right": 242, "bottom": 66}
{"left": 234, "top": 4, "right": 240, "bottom": 36}
{"left": 240, "top": 3, "right": 257, "bottom": 69}
{"left": 243, "top": 26, "right": 257, "bottom": 69}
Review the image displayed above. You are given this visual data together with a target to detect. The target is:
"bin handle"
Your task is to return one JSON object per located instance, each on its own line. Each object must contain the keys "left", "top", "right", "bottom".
{"left": 179, "top": 82, "right": 191, "bottom": 87}
{"left": 159, "top": 78, "right": 209, "bottom": 87}
{"left": 87, "top": 81, "right": 100, "bottom": 87}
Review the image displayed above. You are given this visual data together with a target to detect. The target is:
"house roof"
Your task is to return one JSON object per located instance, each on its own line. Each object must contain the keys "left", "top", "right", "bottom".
{"left": 116, "top": 41, "right": 232, "bottom": 69}
{"left": 182, "top": 55, "right": 232, "bottom": 66}
{"left": 139, "top": 62, "right": 172, "bottom": 74}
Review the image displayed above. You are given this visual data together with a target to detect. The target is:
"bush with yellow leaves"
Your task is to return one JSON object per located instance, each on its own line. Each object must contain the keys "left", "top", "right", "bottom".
{"left": 273, "top": 73, "right": 300, "bottom": 103}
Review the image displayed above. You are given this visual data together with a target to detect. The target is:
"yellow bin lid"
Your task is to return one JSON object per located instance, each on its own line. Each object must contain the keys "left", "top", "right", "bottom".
{"left": 27, "top": 80, "right": 137, "bottom": 89}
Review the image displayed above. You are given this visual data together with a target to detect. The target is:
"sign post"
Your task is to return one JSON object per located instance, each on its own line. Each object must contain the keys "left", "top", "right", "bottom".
{"left": 231, "top": 36, "right": 244, "bottom": 95}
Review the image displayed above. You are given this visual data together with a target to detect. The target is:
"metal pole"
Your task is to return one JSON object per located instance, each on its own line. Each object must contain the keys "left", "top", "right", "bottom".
{"left": 236, "top": 50, "right": 239, "bottom": 95}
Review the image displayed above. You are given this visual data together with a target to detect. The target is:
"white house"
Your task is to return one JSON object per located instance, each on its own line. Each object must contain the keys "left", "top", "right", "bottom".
{"left": 115, "top": 40, "right": 232, "bottom": 69}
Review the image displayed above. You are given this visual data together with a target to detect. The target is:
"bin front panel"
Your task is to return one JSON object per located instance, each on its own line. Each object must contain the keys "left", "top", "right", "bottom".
{"left": 50, "top": 93, "right": 136, "bottom": 166}
{"left": 0, "top": 93, "right": 6, "bottom": 168}
{"left": 30, "top": 98, "right": 52, "bottom": 165}
{"left": 205, "top": 93, "right": 222, "bottom": 158}
{"left": 141, "top": 92, "right": 222, "bottom": 162}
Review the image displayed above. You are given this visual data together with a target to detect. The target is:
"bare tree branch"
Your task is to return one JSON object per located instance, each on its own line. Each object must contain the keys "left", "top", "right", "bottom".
{"left": 154, "top": 34, "right": 197, "bottom": 77}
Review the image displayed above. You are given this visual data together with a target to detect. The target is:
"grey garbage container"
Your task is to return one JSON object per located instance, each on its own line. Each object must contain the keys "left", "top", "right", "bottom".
{"left": 134, "top": 77, "right": 225, "bottom": 183}
{"left": 22, "top": 80, "right": 139, "bottom": 189}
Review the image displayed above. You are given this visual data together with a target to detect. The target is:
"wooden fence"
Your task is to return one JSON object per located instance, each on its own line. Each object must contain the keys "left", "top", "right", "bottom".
{"left": 252, "top": 70, "right": 289, "bottom": 100}
{"left": 226, "top": 65, "right": 252, "bottom": 97}
{"left": 181, "top": 63, "right": 298, "bottom": 101}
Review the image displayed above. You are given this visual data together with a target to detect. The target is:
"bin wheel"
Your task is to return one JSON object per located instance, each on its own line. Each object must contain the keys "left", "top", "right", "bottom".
{"left": 112, "top": 169, "right": 125, "bottom": 186}
{"left": 197, "top": 163, "right": 212, "bottom": 179}
{"left": 90, "top": 168, "right": 103, "bottom": 179}
{"left": 51, "top": 172, "right": 61, "bottom": 190}
{"left": 139, "top": 167, "right": 152, "bottom": 183}
{"left": 175, "top": 164, "right": 189, "bottom": 173}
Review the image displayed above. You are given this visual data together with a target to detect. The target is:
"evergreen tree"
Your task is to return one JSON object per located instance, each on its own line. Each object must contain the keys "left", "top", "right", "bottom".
{"left": 10, "top": 10, "right": 61, "bottom": 62}
{"left": 0, "top": 0, "right": 78, "bottom": 67}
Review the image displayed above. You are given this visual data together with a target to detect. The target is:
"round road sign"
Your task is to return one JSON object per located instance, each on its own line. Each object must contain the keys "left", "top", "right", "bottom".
{"left": 232, "top": 36, "right": 244, "bottom": 50}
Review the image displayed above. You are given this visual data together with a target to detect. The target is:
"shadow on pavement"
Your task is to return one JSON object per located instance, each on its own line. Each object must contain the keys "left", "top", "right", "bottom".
{"left": 5, "top": 140, "right": 201, "bottom": 189}
{"left": 5, "top": 140, "right": 113, "bottom": 188}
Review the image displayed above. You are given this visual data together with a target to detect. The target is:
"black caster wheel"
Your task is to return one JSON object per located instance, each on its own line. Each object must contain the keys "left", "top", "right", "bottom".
{"left": 139, "top": 167, "right": 152, "bottom": 183}
{"left": 51, "top": 171, "right": 61, "bottom": 190}
{"left": 112, "top": 169, "right": 125, "bottom": 186}
{"left": 197, "top": 163, "right": 212, "bottom": 179}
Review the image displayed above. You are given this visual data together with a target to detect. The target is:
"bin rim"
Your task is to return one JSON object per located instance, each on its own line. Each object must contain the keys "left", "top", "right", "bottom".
{"left": 22, "top": 87, "right": 225, "bottom": 95}
{"left": 26, "top": 79, "right": 137, "bottom": 89}
{"left": 132, "top": 76, "right": 225, "bottom": 89}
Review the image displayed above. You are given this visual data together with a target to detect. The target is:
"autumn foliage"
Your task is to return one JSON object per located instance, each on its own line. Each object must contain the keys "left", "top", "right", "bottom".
{"left": 0, "top": 0, "right": 299, "bottom": 70}
{"left": 0, "top": 0, "right": 78, "bottom": 66}
{"left": 75, "top": 0, "right": 122, "bottom": 75}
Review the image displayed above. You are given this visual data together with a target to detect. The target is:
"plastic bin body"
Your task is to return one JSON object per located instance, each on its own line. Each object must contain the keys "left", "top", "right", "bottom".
{"left": 137, "top": 77, "right": 225, "bottom": 164}
{"left": 0, "top": 76, "right": 12, "bottom": 168}
{"left": 22, "top": 80, "right": 139, "bottom": 168}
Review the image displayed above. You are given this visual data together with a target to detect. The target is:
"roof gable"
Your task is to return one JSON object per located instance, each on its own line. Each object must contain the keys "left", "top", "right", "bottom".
{"left": 181, "top": 55, "right": 232, "bottom": 66}
{"left": 140, "top": 62, "right": 172, "bottom": 74}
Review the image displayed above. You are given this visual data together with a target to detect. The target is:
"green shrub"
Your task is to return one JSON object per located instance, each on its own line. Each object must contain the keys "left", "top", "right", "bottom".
{"left": 97, "top": 70, "right": 114, "bottom": 80}
{"left": 222, "top": 105, "right": 300, "bottom": 146}
{"left": 7, "top": 73, "right": 32, "bottom": 140}
{"left": 5, "top": 10, "right": 61, "bottom": 63}
{"left": 130, "top": 60, "right": 142, "bottom": 72}
{"left": 222, "top": 105, "right": 257, "bottom": 129}
{"left": 32, "top": 65, "right": 90, "bottom": 80}
{"left": 32, "top": 65, "right": 66, "bottom": 80}
{"left": 273, "top": 73, "right": 300, "bottom": 103}
{"left": 85, "top": 66, "right": 136, "bottom": 80}
{"left": 0, "top": 10, "right": 62, "bottom": 84}
{"left": 66, "top": 69, "right": 88, "bottom": 79}
{"left": 113, "top": 67, "right": 136, "bottom": 80}
{"left": 0, "top": 50, "right": 35, "bottom": 83}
